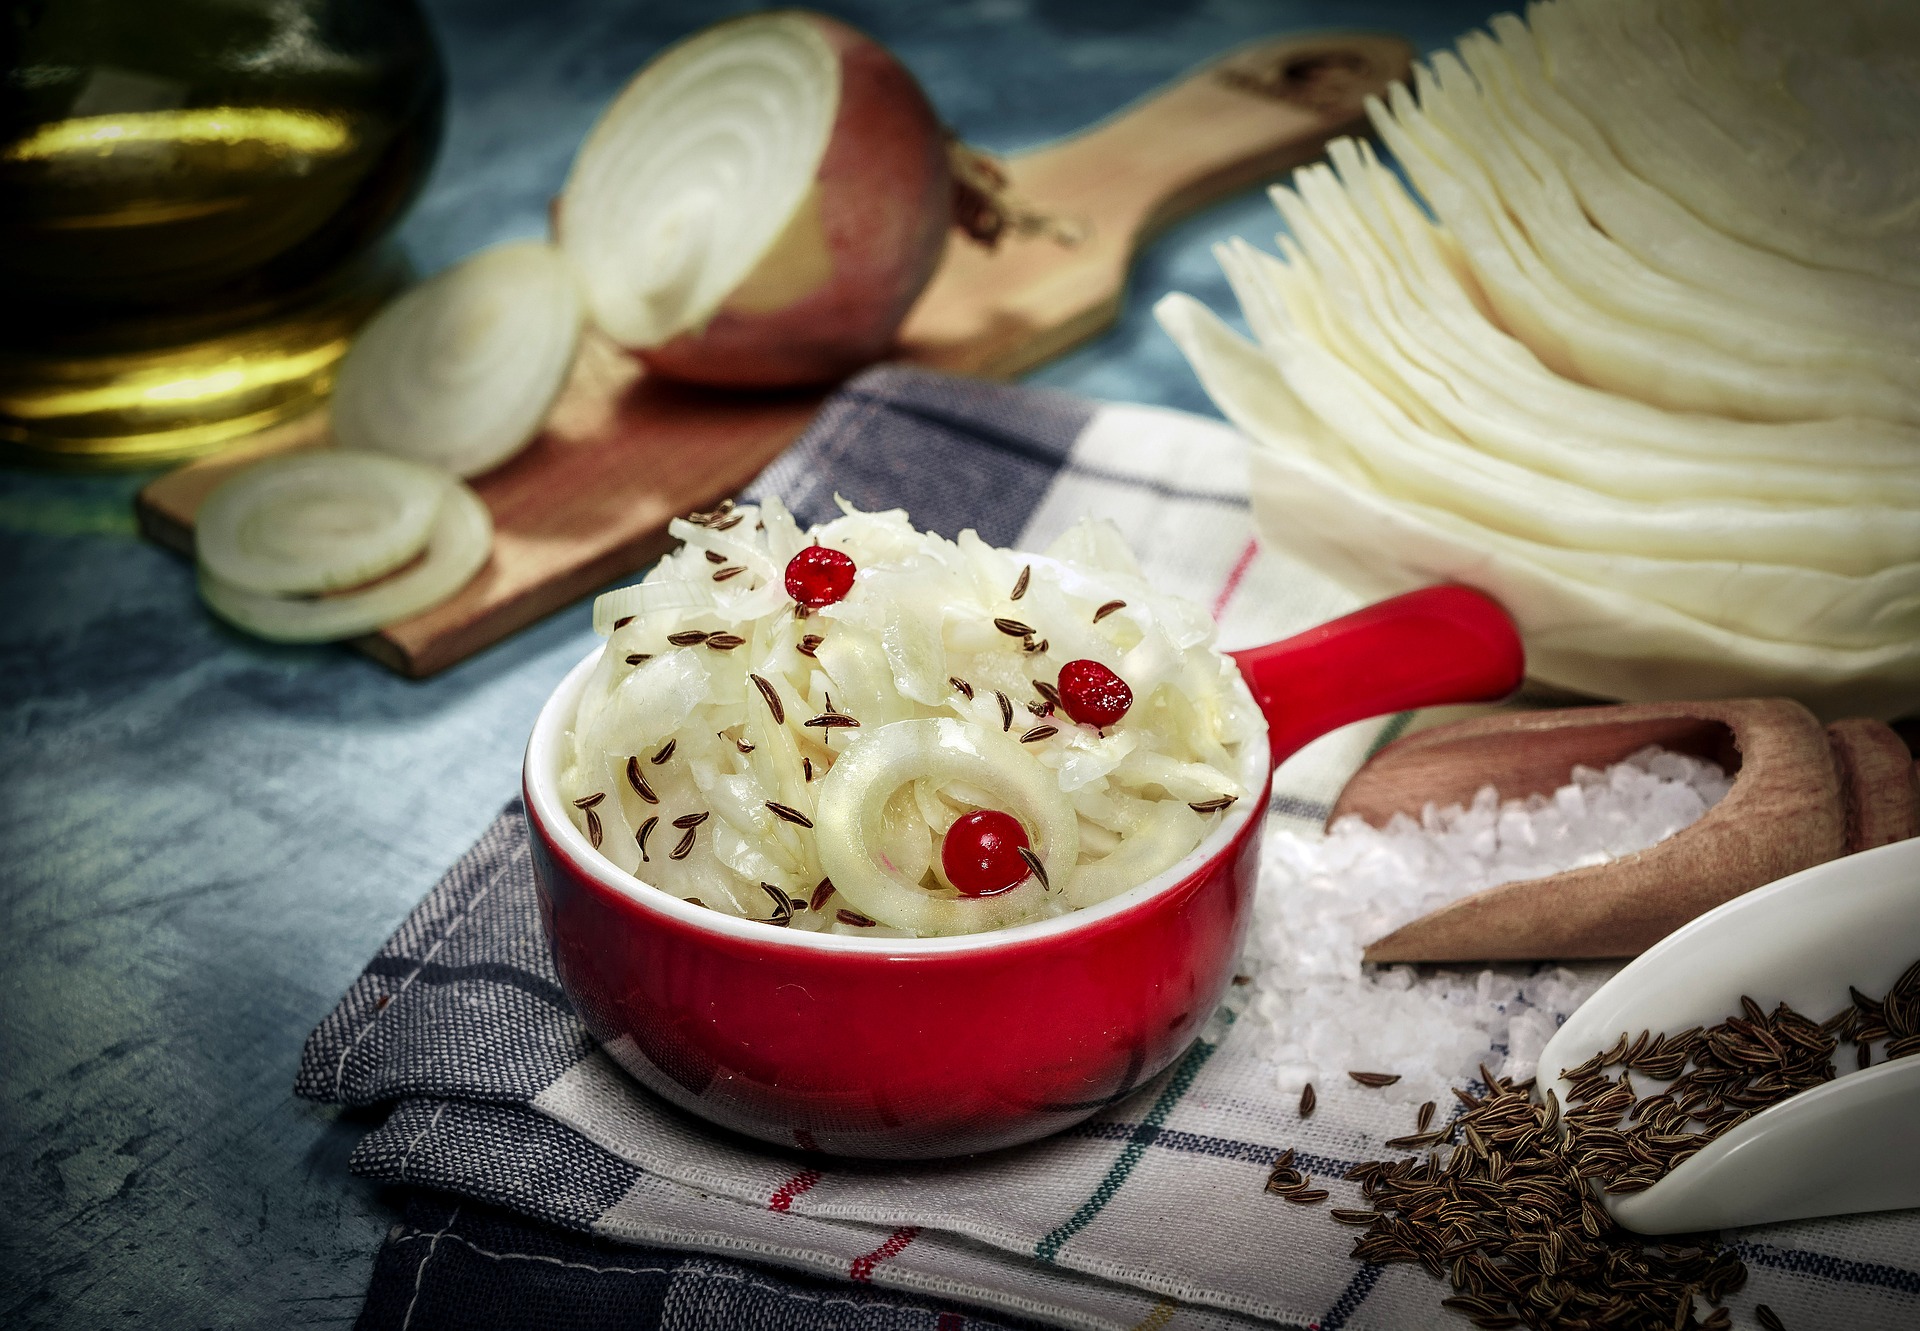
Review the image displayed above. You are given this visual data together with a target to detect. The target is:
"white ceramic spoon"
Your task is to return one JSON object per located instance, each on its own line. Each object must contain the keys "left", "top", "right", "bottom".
{"left": 1536, "top": 836, "right": 1920, "bottom": 1235}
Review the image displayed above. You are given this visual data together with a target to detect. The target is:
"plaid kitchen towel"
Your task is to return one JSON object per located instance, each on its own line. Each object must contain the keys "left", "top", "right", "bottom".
{"left": 303, "top": 367, "right": 1920, "bottom": 1331}
{"left": 357, "top": 1192, "right": 1051, "bottom": 1331}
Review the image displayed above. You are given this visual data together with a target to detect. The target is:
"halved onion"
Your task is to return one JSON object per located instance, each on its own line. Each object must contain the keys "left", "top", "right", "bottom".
{"left": 195, "top": 450, "right": 449, "bottom": 596}
{"left": 813, "top": 717, "right": 1079, "bottom": 934}
{"left": 563, "top": 14, "right": 835, "bottom": 352}
{"left": 558, "top": 11, "right": 950, "bottom": 387}
{"left": 198, "top": 479, "right": 493, "bottom": 642}
{"left": 330, "top": 240, "right": 584, "bottom": 477}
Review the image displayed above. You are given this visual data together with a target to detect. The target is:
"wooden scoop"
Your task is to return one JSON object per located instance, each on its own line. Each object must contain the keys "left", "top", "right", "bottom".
{"left": 1329, "top": 699, "right": 1920, "bottom": 964}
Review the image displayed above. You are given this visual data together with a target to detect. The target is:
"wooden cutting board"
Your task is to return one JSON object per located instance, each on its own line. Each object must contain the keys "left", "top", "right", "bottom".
{"left": 135, "top": 31, "right": 1411, "bottom": 677}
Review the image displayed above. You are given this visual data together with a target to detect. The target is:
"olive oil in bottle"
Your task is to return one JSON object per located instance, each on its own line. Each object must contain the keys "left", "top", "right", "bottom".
{"left": 0, "top": 0, "right": 445, "bottom": 466}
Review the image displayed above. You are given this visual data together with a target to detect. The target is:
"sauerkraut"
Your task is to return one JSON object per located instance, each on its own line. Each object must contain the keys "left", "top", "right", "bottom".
{"left": 558, "top": 496, "right": 1262, "bottom": 937}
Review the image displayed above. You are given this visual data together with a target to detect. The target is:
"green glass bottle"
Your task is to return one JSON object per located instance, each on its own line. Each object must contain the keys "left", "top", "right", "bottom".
{"left": 0, "top": 0, "right": 445, "bottom": 466}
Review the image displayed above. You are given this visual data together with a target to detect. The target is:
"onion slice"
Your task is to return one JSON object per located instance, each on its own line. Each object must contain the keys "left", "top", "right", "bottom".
{"left": 198, "top": 478, "right": 493, "bottom": 642}
{"left": 590, "top": 581, "right": 720, "bottom": 637}
{"left": 813, "top": 717, "right": 1079, "bottom": 935}
{"left": 195, "top": 450, "right": 449, "bottom": 596}
{"left": 330, "top": 240, "right": 584, "bottom": 477}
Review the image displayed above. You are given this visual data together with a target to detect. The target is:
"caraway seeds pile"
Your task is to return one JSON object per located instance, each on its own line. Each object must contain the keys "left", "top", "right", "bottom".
{"left": 1273, "top": 959, "right": 1920, "bottom": 1330}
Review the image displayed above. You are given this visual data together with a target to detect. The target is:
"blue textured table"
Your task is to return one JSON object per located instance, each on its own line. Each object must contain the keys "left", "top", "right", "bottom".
{"left": 1, "top": 2, "right": 1493, "bottom": 1325}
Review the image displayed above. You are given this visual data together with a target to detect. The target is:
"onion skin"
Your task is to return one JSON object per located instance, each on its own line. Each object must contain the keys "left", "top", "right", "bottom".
{"left": 625, "top": 14, "right": 952, "bottom": 388}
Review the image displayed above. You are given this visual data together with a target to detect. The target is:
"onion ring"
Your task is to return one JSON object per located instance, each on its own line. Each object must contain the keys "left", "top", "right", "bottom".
{"left": 813, "top": 717, "right": 1079, "bottom": 934}
{"left": 195, "top": 450, "right": 448, "bottom": 596}
{"left": 330, "top": 240, "right": 583, "bottom": 478}
{"left": 198, "top": 478, "right": 492, "bottom": 642}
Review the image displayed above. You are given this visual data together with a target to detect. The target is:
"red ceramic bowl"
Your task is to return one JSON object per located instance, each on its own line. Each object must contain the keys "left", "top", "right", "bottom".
{"left": 525, "top": 585, "right": 1523, "bottom": 1158}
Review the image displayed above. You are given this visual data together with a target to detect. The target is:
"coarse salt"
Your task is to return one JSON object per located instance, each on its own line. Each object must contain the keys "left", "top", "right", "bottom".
{"left": 1240, "top": 746, "right": 1732, "bottom": 1101}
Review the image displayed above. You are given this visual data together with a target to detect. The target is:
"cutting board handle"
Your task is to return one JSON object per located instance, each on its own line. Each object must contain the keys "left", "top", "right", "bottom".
{"left": 142, "top": 28, "right": 1419, "bottom": 674}
{"left": 898, "top": 31, "right": 1412, "bottom": 378}
{"left": 1030, "top": 32, "right": 1414, "bottom": 240}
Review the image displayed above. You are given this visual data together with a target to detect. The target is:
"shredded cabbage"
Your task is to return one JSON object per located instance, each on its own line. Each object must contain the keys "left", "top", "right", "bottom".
{"left": 558, "top": 498, "right": 1260, "bottom": 935}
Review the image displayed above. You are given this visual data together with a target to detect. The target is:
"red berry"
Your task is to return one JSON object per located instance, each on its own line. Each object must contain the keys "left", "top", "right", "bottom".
{"left": 784, "top": 545, "right": 856, "bottom": 607}
{"left": 941, "top": 810, "right": 1034, "bottom": 896}
{"left": 1057, "top": 659, "right": 1131, "bottom": 728}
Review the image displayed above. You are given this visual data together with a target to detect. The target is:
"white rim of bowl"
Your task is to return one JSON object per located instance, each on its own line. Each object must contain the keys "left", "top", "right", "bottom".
{"left": 524, "top": 645, "right": 1272, "bottom": 955}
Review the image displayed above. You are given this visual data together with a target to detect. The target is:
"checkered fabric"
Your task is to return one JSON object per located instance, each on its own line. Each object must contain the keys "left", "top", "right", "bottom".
{"left": 357, "top": 1193, "right": 1049, "bottom": 1331}
{"left": 303, "top": 367, "right": 1920, "bottom": 1331}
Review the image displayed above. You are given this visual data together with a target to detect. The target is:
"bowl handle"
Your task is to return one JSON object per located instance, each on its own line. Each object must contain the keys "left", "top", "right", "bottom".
{"left": 1230, "top": 585, "right": 1524, "bottom": 765}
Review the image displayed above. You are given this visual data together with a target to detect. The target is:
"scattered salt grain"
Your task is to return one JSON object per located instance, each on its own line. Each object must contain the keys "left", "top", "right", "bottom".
{"left": 1240, "top": 746, "right": 1731, "bottom": 1101}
